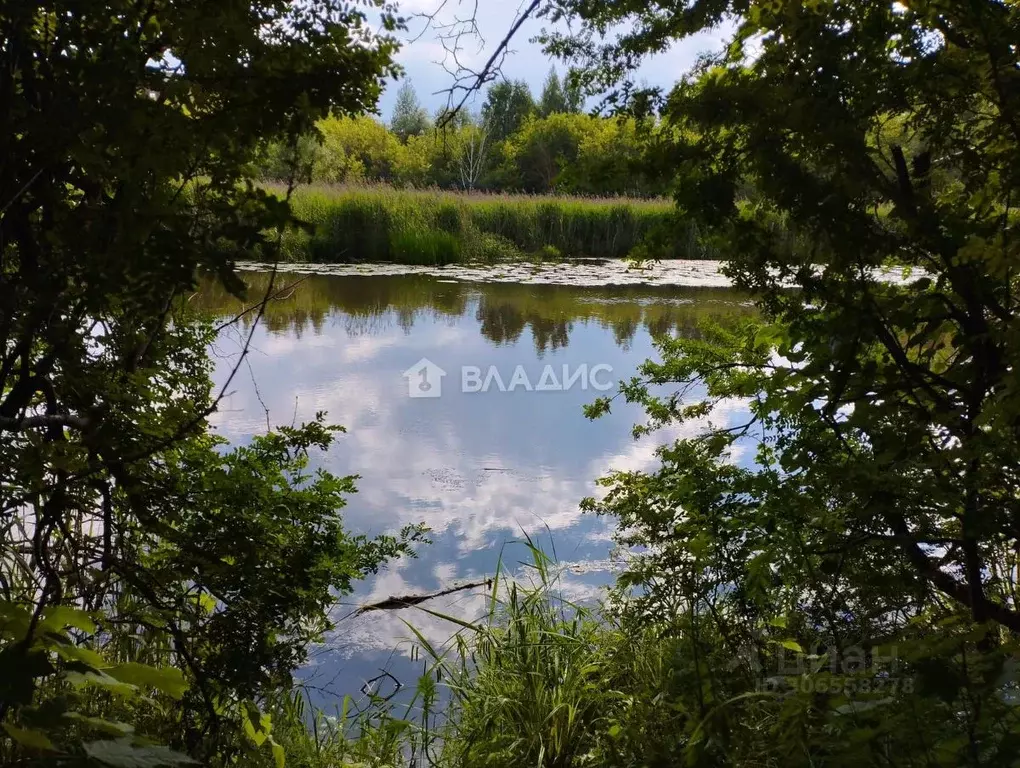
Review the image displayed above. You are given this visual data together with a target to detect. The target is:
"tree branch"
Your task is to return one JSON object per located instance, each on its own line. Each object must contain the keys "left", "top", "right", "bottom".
{"left": 0, "top": 414, "right": 90, "bottom": 432}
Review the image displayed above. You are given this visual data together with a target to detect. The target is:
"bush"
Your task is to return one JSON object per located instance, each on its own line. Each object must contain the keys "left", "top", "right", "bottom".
{"left": 476, "top": 232, "right": 524, "bottom": 262}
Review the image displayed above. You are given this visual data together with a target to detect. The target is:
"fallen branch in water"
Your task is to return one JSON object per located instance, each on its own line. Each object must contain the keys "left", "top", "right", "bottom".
{"left": 355, "top": 579, "right": 493, "bottom": 615}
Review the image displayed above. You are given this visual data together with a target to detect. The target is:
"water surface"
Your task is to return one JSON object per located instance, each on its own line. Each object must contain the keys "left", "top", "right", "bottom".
{"left": 197, "top": 268, "right": 755, "bottom": 708}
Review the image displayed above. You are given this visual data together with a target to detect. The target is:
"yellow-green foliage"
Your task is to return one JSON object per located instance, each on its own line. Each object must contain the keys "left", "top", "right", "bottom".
{"left": 274, "top": 184, "right": 700, "bottom": 263}
{"left": 499, "top": 113, "right": 653, "bottom": 195}
{"left": 313, "top": 115, "right": 404, "bottom": 183}
{"left": 258, "top": 113, "right": 665, "bottom": 196}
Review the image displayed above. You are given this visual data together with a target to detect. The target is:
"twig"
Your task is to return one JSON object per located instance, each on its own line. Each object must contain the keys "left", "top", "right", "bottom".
{"left": 0, "top": 169, "right": 43, "bottom": 215}
{"left": 360, "top": 669, "right": 403, "bottom": 702}
{"left": 436, "top": 0, "right": 543, "bottom": 126}
{"left": 355, "top": 579, "right": 492, "bottom": 614}
{"left": 212, "top": 275, "right": 311, "bottom": 333}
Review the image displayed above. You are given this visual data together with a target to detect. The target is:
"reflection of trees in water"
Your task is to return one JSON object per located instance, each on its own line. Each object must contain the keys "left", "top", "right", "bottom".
{"left": 194, "top": 271, "right": 756, "bottom": 350}
{"left": 610, "top": 317, "right": 638, "bottom": 350}
{"left": 644, "top": 315, "right": 674, "bottom": 340}
{"left": 194, "top": 273, "right": 470, "bottom": 337}
{"left": 528, "top": 316, "right": 572, "bottom": 356}
{"left": 475, "top": 300, "right": 572, "bottom": 354}
{"left": 396, "top": 308, "right": 416, "bottom": 335}
{"left": 475, "top": 301, "right": 527, "bottom": 346}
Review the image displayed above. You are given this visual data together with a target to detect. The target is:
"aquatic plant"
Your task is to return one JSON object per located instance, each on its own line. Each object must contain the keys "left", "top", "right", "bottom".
{"left": 269, "top": 184, "right": 710, "bottom": 263}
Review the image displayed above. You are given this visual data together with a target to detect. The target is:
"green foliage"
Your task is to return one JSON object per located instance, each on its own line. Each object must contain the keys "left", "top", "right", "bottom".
{"left": 482, "top": 80, "right": 537, "bottom": 144}
{"left": 475, "top": 232, "right": 525, "bottom": 262}
{"left": 236, "top": 689, "right": 414, "bottom": 768}
{"left": 538, "top": 68, "right": 568, "bottom": 117}
{"left": 390, "top": 81, "right": 432, "bottom": 143}
{"left": 257, "top": 110, "right": 664, "bottom": 196}
{"left": 273, "top": 184, "right": 697, "bottom": 262}
{"left": 0, "top": 0, "right": 423, "bottom": 763}
{"left": 315, "top": 116, "right": 407, "bottom": 184}
{"left": 538, "top": 67, "right": 584, "bottom": 117}
{"left": 500, "top": 113, "right": 584, "bottom": 192}
{"left": 389, "top": 228, "right": 462, "bottom": 265}
{"left": 287, "top": 546, "right": 751, "bottom": 768}
{"left": 544, "top": 0, "right": 1020, "bottom": 764}
{"left": 429, "top": 549, "right": 691, "bottom": 768}
{"left": 0, "top": 601, "right": 194, "bottom": 765}
{"left": 496, "top": 113, "right": 657, "bottom": 195}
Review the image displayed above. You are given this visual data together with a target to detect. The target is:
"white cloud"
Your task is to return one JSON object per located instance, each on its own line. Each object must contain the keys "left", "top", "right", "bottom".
{"left": 379, "top": 1, "right": 735, "bottom": 115}
{"left": 208, "top": 308, "right": 751, "bottom": 658}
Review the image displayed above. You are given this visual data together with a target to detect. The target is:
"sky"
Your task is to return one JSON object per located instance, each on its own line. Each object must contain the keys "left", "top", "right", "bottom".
{"left": 375, "top": 0, "right": 734, "bottom": 119}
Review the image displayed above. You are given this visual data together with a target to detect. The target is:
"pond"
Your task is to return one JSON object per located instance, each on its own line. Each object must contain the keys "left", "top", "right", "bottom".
{"left": 194, "top": 262, "right": 756, "bottom": 710}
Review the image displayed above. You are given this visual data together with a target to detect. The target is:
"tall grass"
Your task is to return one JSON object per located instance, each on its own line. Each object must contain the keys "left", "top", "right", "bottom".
{"left": 408, "top": 542, "right": 706, "bottom": 768}
{"left": 241, "top": 539, "right": 818, "bottom": 768}
{"left": 273, "top": 184, "right": 707, "bottom": 264}
{"left": 249, "top": 543, "right": 699, "bottom": 768}
{"left": 41, "top": 539, "right": 766, "bottom": 768}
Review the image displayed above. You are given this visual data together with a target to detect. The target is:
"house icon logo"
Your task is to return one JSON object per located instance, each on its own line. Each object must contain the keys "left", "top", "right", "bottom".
{"left": 403, "top": 358, "right": 446, "bottom": 398}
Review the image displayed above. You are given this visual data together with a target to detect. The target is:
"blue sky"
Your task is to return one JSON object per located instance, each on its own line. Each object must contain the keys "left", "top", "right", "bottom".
{"left": 375, "top": 0, "right": 733, "bottom": 119}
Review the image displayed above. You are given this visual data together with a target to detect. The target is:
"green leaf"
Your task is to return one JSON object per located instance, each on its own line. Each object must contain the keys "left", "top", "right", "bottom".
{"left": 243, "top": 714, "right": 266, "bottom": 747}
{"left": 63, "top": 713, "right": 135, "bottom": 736}
{"left": 107, "top": 663, "right": 188, "bottom": 699}
{"left": 40, "top": 606, "right": 96, "bottom": 633}
{"left": 198, "top": 592, "right": 217, "bottom": 614}
{"left": 53, "top": 641, "right": 107, "bottom": 669}
{"left": 64, "top": 670, "right": 138, "bottom": 698}
{"left": 269, "top": 736, "right": 286, "bottom": 768}
{"left": 3, "top": 723, "right": 57, "bottom": 751}
{"left": 773, "top": 639, "right": 803, "bottom": 653}
{"left": 84, "top": 739, "right": 198, "bottom": 767}
{"left": 0, "top": 601, "right": 33, "bottom": 638}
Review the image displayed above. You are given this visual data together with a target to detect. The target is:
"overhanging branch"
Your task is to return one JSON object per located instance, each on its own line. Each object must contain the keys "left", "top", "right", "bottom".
{"left": 0, "top": 414, "right": 90, "bottom": 432}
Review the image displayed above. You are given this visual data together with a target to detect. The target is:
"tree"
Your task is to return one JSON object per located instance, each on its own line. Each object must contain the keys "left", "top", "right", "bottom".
{"left": 501, "top": 114, "right": 586, "bottom": 192}
{"left": 539, "top": 67, "right": 568, "bottom": 116}
{"left": 0, "top": 1, "right": 422, "bottom": 762}
{"left": 390, "top": 80, "right": 431, "bottom": 142}
{"left": 315, "top": 115, "right": 406, "bottom": 183}
{"left": 563, "top": 70, "right": 585, "bottom": 114}
{"left": 458, "top": 120, "right": 491, "bottom": 190}
{"left": 557, "top": 0, "right": 1020, "bottom": 763}
{"left": 481, "top": 80, "right": 536, "bottom": 143}
{"left": 434, "top": 106, "right": 474, "bottom": 131}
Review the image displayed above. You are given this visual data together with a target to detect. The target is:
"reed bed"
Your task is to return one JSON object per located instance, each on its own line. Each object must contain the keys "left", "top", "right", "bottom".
{"left": 271, "top": 184, "right": 705, "bottom": 264}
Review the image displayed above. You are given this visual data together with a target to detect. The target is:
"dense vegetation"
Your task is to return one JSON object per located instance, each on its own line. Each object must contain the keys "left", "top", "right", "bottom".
{"left": 257, "top": 75, "right": 684, "bottom": 263}
{"left": 274, "top": 185, "right": 700, "bottom": 263}
{"left": 538, "top": 0, "right": 1020, "bottom": 765}
{"left": 4, "top": 0, "right": 1020, "bottom": 767}
{"left": 253, "top": 78, "right": 807, "bottom": 264}
{"left": 257, "top": 75, "right": 664, "bottom": 197}
{"left": 0, "top": 2, "right": 424, "bottom": 765}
